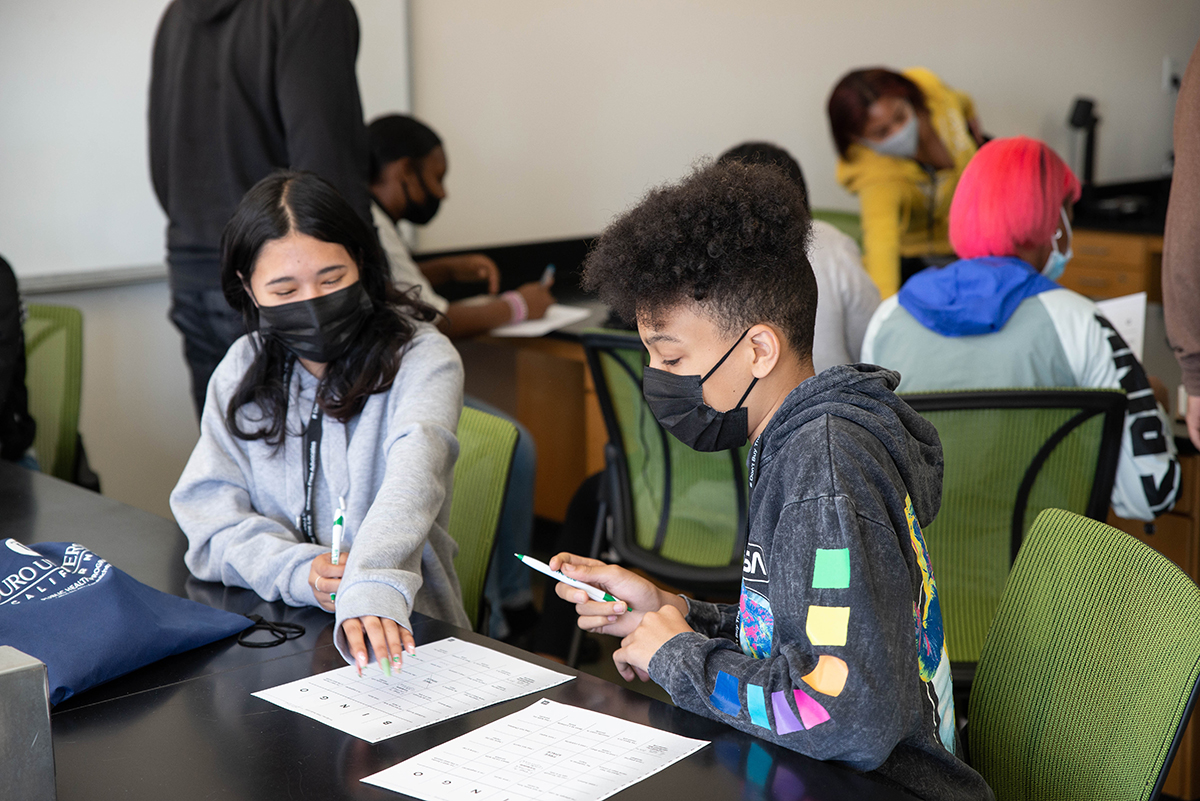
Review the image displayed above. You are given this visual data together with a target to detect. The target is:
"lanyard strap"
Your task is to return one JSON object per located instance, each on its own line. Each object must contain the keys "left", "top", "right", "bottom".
{"left": 285, "top": 358, "right": 324, "bottom": 545}
{"left": 299, "top": 398, "right": 323, "bottom": 544}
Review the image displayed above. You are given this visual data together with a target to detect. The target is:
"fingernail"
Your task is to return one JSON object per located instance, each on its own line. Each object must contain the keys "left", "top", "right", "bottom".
{"left": 381, "top": 659, "right": 392, "bottom": 678}
{"left": 356, "top": 652, "right": 366, "bottom": 677}
{"left": 607, "top": 615, "right": 617, "bottom": 622}
{"left": 393, "top": 654, "right": 403, "bottom": 664}
{"left": 329, "top": 592, "right": 336, "bottom": 602}
{"left": 613, "top": 603, "right": 625, "bottom": 613}
{"left": 407, "top": 643, "right": 416, "bottom": 655}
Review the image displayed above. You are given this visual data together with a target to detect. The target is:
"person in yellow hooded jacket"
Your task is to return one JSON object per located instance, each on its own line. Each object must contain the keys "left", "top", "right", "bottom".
{"left": 828, "top": 67, "right": 985, "bottom": 297}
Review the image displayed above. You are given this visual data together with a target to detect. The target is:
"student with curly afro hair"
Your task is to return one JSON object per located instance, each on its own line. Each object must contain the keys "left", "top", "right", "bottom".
{"left": 548, "top": 161, "right": 989, "bottom": 800}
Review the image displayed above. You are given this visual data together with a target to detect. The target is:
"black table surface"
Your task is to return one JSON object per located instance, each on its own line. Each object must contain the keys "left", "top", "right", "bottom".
{"left": 0, "top": 462, "right": 912, "bottom": 800}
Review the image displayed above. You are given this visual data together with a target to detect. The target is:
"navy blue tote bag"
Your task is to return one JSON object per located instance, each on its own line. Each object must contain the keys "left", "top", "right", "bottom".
{"left": 0, "top": 539, "right": 252, "bottom": 704}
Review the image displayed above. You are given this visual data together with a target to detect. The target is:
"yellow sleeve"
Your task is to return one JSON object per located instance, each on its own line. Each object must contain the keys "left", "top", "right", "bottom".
{"left": 954, "top": 89, "right": 977, "bottom": 124}
{"left": 857, "top": 181, "right": 905, "bottom": 298}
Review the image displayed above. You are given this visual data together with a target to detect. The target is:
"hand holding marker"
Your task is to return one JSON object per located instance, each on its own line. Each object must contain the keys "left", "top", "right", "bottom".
{"left": 329, "top": 497, "right": 345, "bottom": 602}
{"left": 515, "top": 553, "right": 620, "bottom": 603}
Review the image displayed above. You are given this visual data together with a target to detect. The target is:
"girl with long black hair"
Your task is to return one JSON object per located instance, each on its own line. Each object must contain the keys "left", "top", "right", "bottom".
{"left": 171, "top": 170, "right": 470, "bottom": 672}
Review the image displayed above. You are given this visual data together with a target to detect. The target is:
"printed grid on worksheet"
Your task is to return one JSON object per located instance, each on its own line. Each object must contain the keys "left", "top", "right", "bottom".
{"left": 364, "top": 698, "right": 709, "bottom": 801}
{"left": 253, "top": 637, "right": 572, "bottom": 743}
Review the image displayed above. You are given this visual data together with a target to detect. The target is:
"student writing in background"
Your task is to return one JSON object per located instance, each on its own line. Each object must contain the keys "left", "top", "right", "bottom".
{"left": 551, "top": 161, "right": 992, "bottom": 801}
{"left": 171, "top": 171, "right": 470, "bottom": 672}
{"left": 828, "top": 67, "right": 983, "bottom": 298}
{"left": 369, "top": 113, "right": 545, "bottom": 644}
{"left": 862, "top": 137, "right": 1179, "bottom": 520}
{"left": 368, "top": 114, "right": 555, "bottom": 338}
{"left": 718, "top": 142, "right": 879, "bottom": 371}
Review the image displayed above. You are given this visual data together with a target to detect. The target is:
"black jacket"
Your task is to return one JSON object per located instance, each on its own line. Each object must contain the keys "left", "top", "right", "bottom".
{"left": 649, "top": 365, "right": 992, "bottom": 800}
{"left": 149, "top": 0, "right": 371, "bottom": 290}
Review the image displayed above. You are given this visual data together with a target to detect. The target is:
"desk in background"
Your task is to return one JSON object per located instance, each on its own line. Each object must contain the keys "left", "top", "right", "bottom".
{"left": 0, "top": 462, "right": 914, "bottom": 800}
{"left": 1058, "top": 228, "right": 1164, "bottom": 302}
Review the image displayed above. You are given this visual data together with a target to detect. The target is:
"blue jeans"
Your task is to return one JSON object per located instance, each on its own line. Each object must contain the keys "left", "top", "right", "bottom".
{"left": 464, "top": 397, "right": 535, "bottom": 638}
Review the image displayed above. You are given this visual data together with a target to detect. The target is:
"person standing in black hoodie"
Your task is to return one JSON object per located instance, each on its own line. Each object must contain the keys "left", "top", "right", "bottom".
{"left": 550, "top": 161, "right": 992, "bottom": 800}
{"left": 149, "top": 0, "right": 372, "bottom": 416}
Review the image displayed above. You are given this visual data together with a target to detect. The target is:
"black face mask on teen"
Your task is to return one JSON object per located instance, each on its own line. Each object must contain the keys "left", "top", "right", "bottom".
{"left": 255, "top": 281, "right": 373, "bottom": 363}
{"left": 403, "top": 171, "right": 441, "bottom": 225}
{"left": 642, "top": 329, "right": 758, "bottom": 452}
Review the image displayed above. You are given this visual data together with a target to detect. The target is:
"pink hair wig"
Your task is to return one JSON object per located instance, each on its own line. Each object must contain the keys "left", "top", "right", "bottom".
{"left": 949, "top": 136, "right": 1082, "bottom": 259}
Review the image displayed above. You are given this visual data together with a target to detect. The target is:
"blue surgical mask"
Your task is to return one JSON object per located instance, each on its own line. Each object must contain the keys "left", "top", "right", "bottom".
{"left": 1042, "top": 207, "right": 1073, "bottom": 282}
{"left": 863, "top": 110, "right": 919, "bottom": 159}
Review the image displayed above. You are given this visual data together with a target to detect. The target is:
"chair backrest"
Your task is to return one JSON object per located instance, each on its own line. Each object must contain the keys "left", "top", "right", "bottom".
{"left": 581, "top": 330, "right": 747, "bottom": 591}
{"left": 901, "top": 389, "right": 1124, "bottom": 665}
{"left": 23, "top": 304, "right": 83, "bottom": 480}
{"left": 971, "top": 508, "right": 1200, "bottom": 801}
{"left": 811, "top": 208, "right": 863, "bottom": 247}
{"left": 447, "top": 406, "right": 519, "bottom": 631}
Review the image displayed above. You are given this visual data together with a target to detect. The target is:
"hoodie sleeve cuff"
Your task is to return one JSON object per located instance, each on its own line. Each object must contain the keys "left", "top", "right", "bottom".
{"left": 648, "top": 631, "right": 710, "bottom": 692}
{"left": 332, "top": 581, "right": 414, "bottom": 664}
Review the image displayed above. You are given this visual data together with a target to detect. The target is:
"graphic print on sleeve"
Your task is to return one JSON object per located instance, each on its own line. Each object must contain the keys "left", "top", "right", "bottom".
{"left": 738, "top": 542, "right": 774, "bottom": 659}
{"left": 904, "top": 495, "right": 956, "bottom": 754}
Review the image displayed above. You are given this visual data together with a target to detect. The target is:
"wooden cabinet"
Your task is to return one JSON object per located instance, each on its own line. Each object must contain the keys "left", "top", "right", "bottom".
{"left": 1108, "top": 449, "right": 1200, "bottom": 798}
{"left": 1058, "top": 229, "right": 1164, "bottom": 301}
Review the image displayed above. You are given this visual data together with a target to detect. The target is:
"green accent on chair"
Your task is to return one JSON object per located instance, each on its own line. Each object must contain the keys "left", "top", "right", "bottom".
{"left": 447, "top": 406, "right": 519, "bottom": 632}
{"left": 581, "top": 330, "right": 747, "bottom": 592}
{"left": 902, "top": 389, "right": 1125, "bottom": 667}
{"left": 971, "top": 509, "right": 1200, "bottom": 801}
{"left": 23, "top": 304, "right": 84, "bottom": 481}
{"left": 811, "top": 208, "right": 862, "bottom": 248}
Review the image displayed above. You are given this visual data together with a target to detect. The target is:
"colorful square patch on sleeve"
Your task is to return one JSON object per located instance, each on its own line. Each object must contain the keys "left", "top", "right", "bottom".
{"left": 812, "top": 548, "right": 850, "bottom": 588}
{"left": 709, "top": 670, "right": 741, "bottom": 717}
{"left": 806, "top": 605, "right": 850, "bottom": 646}
{"left": 746, "top": 683, "right": 771, "bottom": 729}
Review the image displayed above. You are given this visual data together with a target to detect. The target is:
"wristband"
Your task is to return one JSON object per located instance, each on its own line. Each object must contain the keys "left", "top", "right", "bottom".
{"left": 501, "top": 290, "right": 528, "bottom": 323}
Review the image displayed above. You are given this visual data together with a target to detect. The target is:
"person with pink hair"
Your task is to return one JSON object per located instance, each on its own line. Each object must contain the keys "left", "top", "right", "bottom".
{"left": 861, "top": 136, "right": 1179, "bottom": 521}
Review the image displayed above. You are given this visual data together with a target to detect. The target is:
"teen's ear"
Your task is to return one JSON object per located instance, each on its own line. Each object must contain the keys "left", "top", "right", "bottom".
{"left": 238, "top": 271, "right": 259, "bottom": 308}
{"left": 747, "top": 324, "right": 782, "bottom": 379}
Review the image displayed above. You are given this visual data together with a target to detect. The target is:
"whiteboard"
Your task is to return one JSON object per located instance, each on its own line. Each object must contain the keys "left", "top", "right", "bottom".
{"left": 0, "top": 0, "right": 409, "bottom": 283}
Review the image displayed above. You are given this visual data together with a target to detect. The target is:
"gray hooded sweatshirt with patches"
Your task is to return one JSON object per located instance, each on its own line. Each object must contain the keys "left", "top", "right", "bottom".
{"left": 648, "top": 364, "right": 992, "bottom": 801}
{"left": 171, "top": 324, "right": 471, "bottom": 663}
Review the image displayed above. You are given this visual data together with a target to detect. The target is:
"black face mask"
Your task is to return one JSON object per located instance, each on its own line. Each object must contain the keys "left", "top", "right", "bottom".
{"left": 255, "top": 282, "right": 373, "bottom": 363}
{"left": 403, "top": 172, "right": 441, "bottom": 225}
{"left": 642, "top": 329, "right": 759, "bottom": 452}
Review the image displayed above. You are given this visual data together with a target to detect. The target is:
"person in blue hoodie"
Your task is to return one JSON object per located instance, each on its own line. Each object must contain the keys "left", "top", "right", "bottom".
{"left": 862, "top": 136, "right": 1178, "bottom": 521}
{"left": 549, "top": 160, "right": 992, "bottom": 800}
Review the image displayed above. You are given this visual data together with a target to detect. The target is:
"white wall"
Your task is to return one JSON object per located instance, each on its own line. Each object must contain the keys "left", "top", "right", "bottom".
{"left": 0, "top": 0, "right": 409, "bottom": 282}
{"left": 409, "top": 0, "right": 1200, "bottom": 251}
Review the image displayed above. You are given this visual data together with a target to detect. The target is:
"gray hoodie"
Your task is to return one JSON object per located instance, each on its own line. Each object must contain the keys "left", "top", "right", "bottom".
{"left": 170, "top": 324, "right": 471, "bottom": 662}
{"left": 648, "top": 364, "right": 992, "bottom": 800}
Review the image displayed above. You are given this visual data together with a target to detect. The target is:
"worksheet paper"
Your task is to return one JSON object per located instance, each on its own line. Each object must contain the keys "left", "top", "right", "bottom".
{"left": 362, "top": 698, "right": 709, "bottom": 801}
{"left": 1095, "top": 291, "right": 1147, "bottom": 361}
{"left": 252, "top": 638, "right": 573, "bottom": 743}
{"left": 489, "top": 304, "right": 593, "bottom": 337}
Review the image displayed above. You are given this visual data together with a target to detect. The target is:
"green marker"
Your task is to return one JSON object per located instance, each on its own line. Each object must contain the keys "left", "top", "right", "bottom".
{"left": 515, "top": 553, "right": 620, "bottom": 603}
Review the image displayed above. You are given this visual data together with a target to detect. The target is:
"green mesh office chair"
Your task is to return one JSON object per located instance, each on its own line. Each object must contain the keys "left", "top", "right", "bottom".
{"left": 970, "top": 508, "right": 1200, "bottom": 801}
{"left": 447, "top": 406, "right": 519, "bottom": 632}
{"left": 23, "top": 304, "right": 84, "bottom": 481}
{"left": 811, "top": 208, "right": 863, "bottom": 247}
{"left": 901, "top": 389, "right": 1125, "bottom": 673}
{"left": 581, "top": 330, "right": 748, "bottom": 593}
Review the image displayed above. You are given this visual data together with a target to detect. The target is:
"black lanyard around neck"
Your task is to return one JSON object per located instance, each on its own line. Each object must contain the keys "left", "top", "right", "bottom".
{"left": 288, "top": 358, "right": 324, "bottom": 545}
